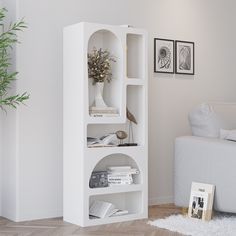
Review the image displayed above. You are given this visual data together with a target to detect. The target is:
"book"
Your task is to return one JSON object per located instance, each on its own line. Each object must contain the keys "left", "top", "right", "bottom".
{"left": 88, "top": 144, "right": 116, "bottom": 148}
{"left": 107, "top": 166, "right": 139, "bottom": 175}
{"left": 109, "top": 182, "right": 133, "bottom": 186}
{"left": 107, "top": 166, "right": 139, "bottom": 186}
{"left": 111, "top": 209, "right": 129, "bottom": 216}
{"left": 108, "top": 169, "right": 139, "bottom": 175}
{"left": 90, "top": 106, "right": 117, "bottom": 112}
{"left": 188, "top": 182, "right": 215, "bottom": 221}
{"left": 107, "top": 166, "right": 132, "bottom": 171}
{"left": 89, "top": 200, "right": 128, "bottom": 218}
{"left": 87, "top": 134, "right": 117, "bottom": 147}
{"left": 89, "top": 201, "right": 118, "bottom": 218}
{"left": 89, "top": 106, "right": 119, "bottom": 117}
{"left": 90, "top": 113, "right": 119, "bottom": 117}
{"left": 90, "top": 110, "right": 118, "bottom": 114}
{"left": 188, "top": 190, "right": 209, "bottom": 220}
{"left": 107, "top": 173, "right": 133, "bottom": 185}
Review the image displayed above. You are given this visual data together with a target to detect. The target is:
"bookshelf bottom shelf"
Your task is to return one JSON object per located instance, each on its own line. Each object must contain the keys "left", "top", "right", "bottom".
{"left": 87, "top": 212, "right": 146, "bottom": 226}
{"left": 88, "top": 191, "right": 143, "bottom": 225}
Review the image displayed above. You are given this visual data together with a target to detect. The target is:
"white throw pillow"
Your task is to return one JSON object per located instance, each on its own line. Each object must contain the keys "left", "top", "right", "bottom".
{"left": 188, "top": 103, "right": 221, "bottom": 138}
{"left": 220, "top": 129, "right": 236, "bottom": 141}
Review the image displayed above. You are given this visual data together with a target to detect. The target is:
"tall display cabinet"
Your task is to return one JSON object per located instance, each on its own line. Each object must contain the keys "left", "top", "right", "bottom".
{"left": 63, "top": 22, "right": 148, "bottom": 226}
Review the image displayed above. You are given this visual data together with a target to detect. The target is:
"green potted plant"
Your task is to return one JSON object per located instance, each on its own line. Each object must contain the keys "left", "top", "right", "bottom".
{"left": 0, "top": 8, "right": 29, "bottom": 110}
{"left": 88, "top": 48, "right": 115, "bottom": 108}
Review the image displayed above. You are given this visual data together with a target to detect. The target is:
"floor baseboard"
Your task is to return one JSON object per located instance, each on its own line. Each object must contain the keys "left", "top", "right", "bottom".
{"left": 148, "top": 196, "right": 174, "bottom": 206}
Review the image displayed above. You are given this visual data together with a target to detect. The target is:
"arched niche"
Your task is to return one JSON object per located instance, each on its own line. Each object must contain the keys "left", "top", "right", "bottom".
{"left": 87, "top": 30, "right": 123, "bottom": 114}
{"left": 90, "top": 153, "right": 141, "bottom": 187}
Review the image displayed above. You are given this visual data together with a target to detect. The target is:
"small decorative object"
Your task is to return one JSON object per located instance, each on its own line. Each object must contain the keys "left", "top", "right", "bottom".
{"left": 88, "top": 48, "right": 116, "bottom": 108}
{"left": 0, "top": 8, "right": 29, "bottom": 110}
{"left": 188, "top": 182, "right": 215, "bottom": 221}
{"left": 154, "top": 38, "right": 174, "bottom": 74}
{"left": 89, "top": 171, "right": 108, "bottom": 188}
{"left": 175, "top": 40, "right": 194, "bottom": 75}
{"left": 115, "top": 130, "right": 127, "bottom": 146}
{"left": 126, "top": 108, "right": 138, "bottom": 146}
{"left": 116, "top": 108, "right": 138, "bottom": 147}
{"left": 94, "top": 82, "right": 106, "bottom": 107}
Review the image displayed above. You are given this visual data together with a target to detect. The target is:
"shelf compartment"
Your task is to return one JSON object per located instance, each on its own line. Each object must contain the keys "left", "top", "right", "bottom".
{"left": 89, "top": 153, "right": 141, "bottom": 186}
{"left": 87, "top": 103, "right": 144, "bottom": 145}
{"left": 126, "top": 34, "right": 144, "bottom": 79}
{"left": 88, "top": 29, "right": 124, "bottom": 117}
{"left": 87, "top": 123, "right": 127, "bottom": 145}
{"left": 89, "top": 191, "right": 143, "bottom": 221}
{"left": 88, "top": 184, "right": 143, "bottom": 196}
{"left": 126, "top": 85, "right": 145, "bottom": 146}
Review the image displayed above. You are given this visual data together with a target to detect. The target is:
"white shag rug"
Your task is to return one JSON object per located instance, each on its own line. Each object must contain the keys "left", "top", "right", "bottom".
{"left": 149, "top": 214, "right": 236, "bottom": 236}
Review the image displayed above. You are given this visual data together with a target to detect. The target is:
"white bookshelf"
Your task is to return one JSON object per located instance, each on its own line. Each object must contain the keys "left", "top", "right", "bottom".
{"left": 63, "top": 22, "right": 148, "bottom": 227}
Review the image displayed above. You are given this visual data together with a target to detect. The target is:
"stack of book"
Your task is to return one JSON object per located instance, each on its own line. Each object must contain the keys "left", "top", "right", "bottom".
{"left": 107, "top": 166, "right": 139, "bottom": 186}
{"left": 89, "top": 106, "right": 119, "bottom": 117}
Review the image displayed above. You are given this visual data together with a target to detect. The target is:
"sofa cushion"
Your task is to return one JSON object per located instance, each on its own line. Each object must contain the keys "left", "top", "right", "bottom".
{"left": 188, "top": 103, "right": 221, "bottom": 138}
{"left": 220, "top": 129, "right": 236, "bottom": 142}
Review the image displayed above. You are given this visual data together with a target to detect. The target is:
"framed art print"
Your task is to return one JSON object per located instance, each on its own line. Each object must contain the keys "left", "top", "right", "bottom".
{"left": 154, "top": 38, "right": 174, "bottom": 74}
{"left": 175, "top": 40, "right": 194, "bottom": 75}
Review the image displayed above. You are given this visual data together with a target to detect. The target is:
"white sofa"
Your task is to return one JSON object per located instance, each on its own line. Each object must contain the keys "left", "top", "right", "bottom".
{"left": 174, "top": 135, "right": 236, "bottom": 213}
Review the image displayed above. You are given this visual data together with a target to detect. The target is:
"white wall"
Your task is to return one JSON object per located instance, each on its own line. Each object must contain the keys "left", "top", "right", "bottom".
{"left": 0, "top": 0, "right": 19, "bottom": 220}
{"left": 148, "top": 0, "right": 236, "bottom": 204}
{"left": 1, "top": 0, "right": 236, "bottom": 220}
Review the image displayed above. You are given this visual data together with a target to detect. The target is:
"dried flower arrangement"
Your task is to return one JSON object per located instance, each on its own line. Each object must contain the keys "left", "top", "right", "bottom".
{"left": 88, "top": 48, "right": 116, "bottom": 84}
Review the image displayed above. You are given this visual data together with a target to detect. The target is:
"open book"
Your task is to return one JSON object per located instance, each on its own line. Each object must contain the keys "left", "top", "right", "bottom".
{"left": 89, "top": 200, "right": 128, "bottom": 218}
{"left": 87, "top": 134, "right": 117, "bottom": 147}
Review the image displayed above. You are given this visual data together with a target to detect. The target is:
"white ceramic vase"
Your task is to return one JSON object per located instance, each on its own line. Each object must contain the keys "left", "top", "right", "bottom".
{"left": 94, "top": 82, "right": 107, "bottom": 108}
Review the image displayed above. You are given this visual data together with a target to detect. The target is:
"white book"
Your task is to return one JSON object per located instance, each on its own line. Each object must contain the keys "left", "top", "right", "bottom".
{"left": 108, "top": 175, "right": 133, "bottom": 185}
{"left": 90, "top": 113, "right": 119, "bottom": 117}
{"left": 90, "top": 106, "right": 117, "bottom": 112}
{"left": 88, "top": 144, "right": 116, "bottom": 148}
{"left": 107, "top": 166, "right": 132, "bottom": 171}
{"left": 90, "top": 110, "right": 118, "bottom": 114}
{"left": 107, "top": 174, "right": 133, "bottom": 180}
{"left": 108, "top": 181, "right": 132, "bottom": 184}
{"left": 89, "top": 200, "right": 118, "bottom": 218}
{"left": 109, "top": 181, "right": 133, "bottom": 186}
{"left": 87, "top": 134, "right": 117, "bottom": 147}
{"left": 111, "top": 209, "right": 129, "bottom": 216}
{"left": 108, "top": 177, "right": 133, "bottom": 181}
{"left": 108, "top": 169, "right": 139, "bottom": 175}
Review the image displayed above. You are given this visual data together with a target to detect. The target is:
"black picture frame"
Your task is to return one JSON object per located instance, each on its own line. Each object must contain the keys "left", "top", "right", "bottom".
{"left": 175, "top": 40, "right": 195, "bottom": 75}
{"left": 154, "top": 38, "right": 174, "bottom": 74}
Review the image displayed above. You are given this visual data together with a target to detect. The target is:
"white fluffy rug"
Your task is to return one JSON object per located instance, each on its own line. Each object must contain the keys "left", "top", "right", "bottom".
{"left": 149, "top": 214, "right": 236, "bottom": 236}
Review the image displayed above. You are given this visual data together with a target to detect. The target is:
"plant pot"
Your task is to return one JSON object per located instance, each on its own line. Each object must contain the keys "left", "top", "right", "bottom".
{"left": 94, "top": 82, "right": 107, "bottom": 108}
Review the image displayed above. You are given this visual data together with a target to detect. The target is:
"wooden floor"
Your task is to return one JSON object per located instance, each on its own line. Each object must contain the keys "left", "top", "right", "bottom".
{"left": 0, "top": 204, "right": 184, "bottom": 236}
